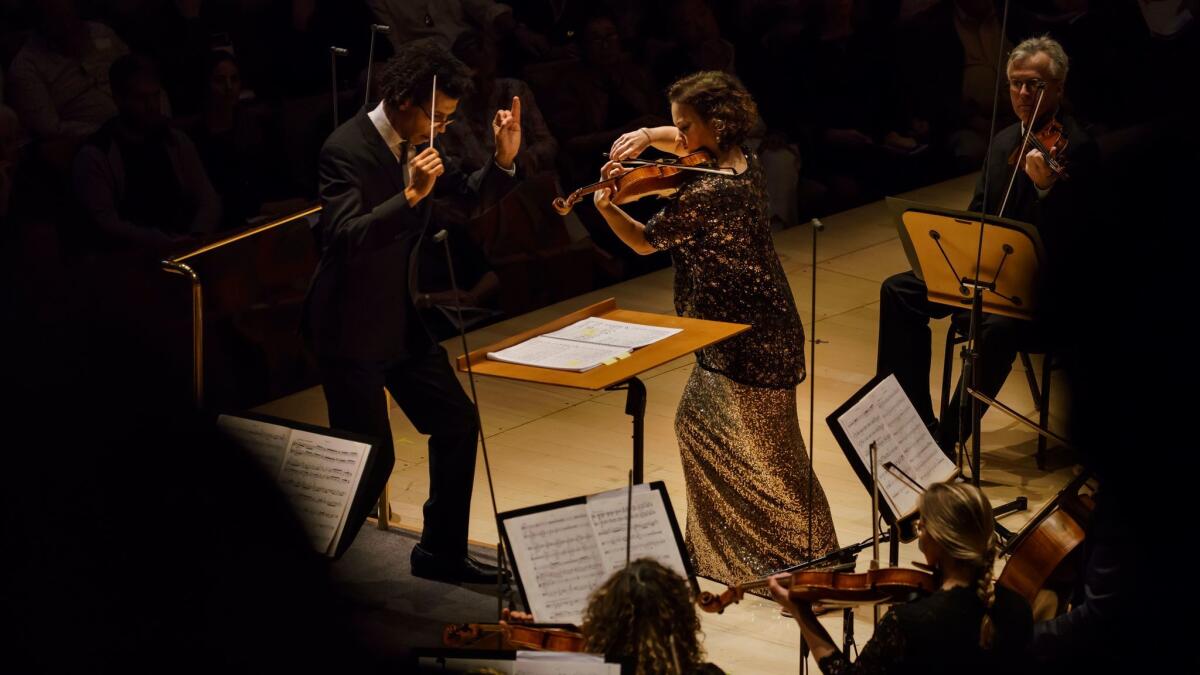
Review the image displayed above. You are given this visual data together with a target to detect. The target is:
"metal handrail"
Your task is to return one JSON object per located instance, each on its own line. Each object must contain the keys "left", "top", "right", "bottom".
{"left": 160, "top": 205, "right": 323, "bottom": 409}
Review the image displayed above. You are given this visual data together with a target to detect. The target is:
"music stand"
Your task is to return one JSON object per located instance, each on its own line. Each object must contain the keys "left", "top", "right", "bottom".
{"left": 887, "top": 197, "right": 1047, "bottom": 484}
{"left": 456, "top": 298, "right": 748, "bottom": 484}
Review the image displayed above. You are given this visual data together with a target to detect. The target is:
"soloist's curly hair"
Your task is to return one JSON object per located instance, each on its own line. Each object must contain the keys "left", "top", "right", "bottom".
{"left": 581, "top": 559, "right": 705, "bottom": 674}
{"left": 666, "top": 71, "right": 757, "bottom": 150}
{"left": 379, "top": 38, "right": 473, "bottom": 107}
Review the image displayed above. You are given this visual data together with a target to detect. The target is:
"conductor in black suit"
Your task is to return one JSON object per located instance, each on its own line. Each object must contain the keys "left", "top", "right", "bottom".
{"left": 877, "top": 36, "right": 1097, "bottom": 456}
{"left": 304, "top": 40, "right": 522, "bottom": 583}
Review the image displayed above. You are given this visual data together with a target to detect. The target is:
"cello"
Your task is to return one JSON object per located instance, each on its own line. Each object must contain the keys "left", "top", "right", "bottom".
{"left": 997, "top": 471, "right": 1094, "bottom": 616}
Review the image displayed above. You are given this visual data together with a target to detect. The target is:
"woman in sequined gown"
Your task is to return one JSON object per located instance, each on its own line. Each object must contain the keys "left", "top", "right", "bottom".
{"left": 594, "top": 71, "right": 839, "bottom": 587}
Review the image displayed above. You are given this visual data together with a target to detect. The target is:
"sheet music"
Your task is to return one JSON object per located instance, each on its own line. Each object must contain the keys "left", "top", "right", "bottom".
{"left": 216, "top": 414, "right": 291, "bottom": 477}
{"left": 487, "top": 336, "right": 630, "bottom": 372}
{"left": 543, "top": 317, "right": 682, "bottom": 349}
{"left": 836, "top": 375, "right": 956, "bottom": 517}
{"left": 586, "top": 488, "right": 687, "bottom": 578}
{"left": 276, "top": 430, "right": 371, "bottom": 555}
{"left": 506, "top": 505, "right": 607, "bottom": 624}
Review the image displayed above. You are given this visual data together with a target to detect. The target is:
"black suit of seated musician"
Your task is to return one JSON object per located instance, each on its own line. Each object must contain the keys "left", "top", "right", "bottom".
{"left": 303, "top": 41, "right": 522, "bottom": 582}
{"left": 877, "top": 38, "right": 1098, "bottom": 456}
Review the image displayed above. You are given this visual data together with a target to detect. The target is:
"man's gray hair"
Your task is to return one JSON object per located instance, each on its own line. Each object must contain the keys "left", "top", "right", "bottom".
{"left": 1007, "top": 35, "right": 1069, "bottom": 81}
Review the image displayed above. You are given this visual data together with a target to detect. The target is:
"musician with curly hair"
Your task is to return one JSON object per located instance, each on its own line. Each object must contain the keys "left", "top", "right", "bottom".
{"left": 598, "top": 71, "right": 839, "bottom": 589}
{"left": 304, "top": 39, "right": 521, "bottom": 579}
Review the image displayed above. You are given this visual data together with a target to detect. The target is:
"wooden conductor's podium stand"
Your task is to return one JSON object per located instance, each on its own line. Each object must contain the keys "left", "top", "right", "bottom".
{"left": 456, "top": 298, "right": 749, "bottom": 483}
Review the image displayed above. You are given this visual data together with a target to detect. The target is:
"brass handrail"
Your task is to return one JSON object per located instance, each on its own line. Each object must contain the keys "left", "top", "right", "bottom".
{"left": 168, "top": 204, "right": 322, "bottom": 263}
{"left": 159, "top": 204, "right": 323, "bottom": 409}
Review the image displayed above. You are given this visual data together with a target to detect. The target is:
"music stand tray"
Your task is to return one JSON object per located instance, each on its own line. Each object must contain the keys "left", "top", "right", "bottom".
{"left": 457, "top": 298, "right": 748, "bottom": 482}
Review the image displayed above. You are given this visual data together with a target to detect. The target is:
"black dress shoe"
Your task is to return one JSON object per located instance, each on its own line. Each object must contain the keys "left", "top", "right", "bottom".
{"left": 410, "top": 544, "right": 506, "bottom": 584}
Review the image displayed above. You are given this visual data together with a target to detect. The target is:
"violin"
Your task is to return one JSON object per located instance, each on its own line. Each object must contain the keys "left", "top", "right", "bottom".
{"left": 1008, "top": 115, "right": 1070, "bottom": 180}
{"left": 442, "top": 622, "right": 587, "bottom": 652}
{"left": 697, "top": 566, "right": 939, "bottom": 614}
{"left": 551, "top": 150, "right": 734, "bottom": 215}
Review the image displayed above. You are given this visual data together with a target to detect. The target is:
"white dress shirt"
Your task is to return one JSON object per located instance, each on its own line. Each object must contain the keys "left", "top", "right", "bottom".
{"left": 366, "top": 101, "right": 515, "bottom": 185}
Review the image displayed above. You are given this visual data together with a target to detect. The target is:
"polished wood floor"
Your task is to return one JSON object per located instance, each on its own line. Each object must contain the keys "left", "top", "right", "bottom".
{"left": 257, "top": 172, "right": 1079, "bottom": 672}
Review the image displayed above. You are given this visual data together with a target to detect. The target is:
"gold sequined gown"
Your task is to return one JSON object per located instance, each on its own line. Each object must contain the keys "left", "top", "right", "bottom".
{"left": 643, "top": 147, "right": 839, "bottom": 587}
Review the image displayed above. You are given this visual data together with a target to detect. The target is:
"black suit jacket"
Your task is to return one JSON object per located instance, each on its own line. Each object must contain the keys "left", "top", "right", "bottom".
{"left": 969, "top": 115, "right": 1098, "bottom": 322}
{"left": 304, "top": 111, "right": 517, "bottom": 361}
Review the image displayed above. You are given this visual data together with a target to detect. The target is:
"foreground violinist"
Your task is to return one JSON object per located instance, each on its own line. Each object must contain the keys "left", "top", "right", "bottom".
{"left": 504, "top": 559, "right": 724, "bottom": 674}
{"left": 769, "top": 481, "right": 1031, "bottom": 674}
{"left": 598, "top": 70, "right": 838, "bottom": 589}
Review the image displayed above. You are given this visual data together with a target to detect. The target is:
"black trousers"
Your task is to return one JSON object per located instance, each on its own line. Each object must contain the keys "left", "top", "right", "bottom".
{"left": 877, "top": 271, "right": 1038, "bottom": 446}
{"left": 318, "top": 344, "right": 479, "bottom": 557}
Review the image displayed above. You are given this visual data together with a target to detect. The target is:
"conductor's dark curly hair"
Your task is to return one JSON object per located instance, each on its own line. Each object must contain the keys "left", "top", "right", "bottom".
{"left": 666, "top": 71, "right": 757, "bottom": 151}
{"left": 581, "top": 559, "right": 706, "bottom": 675}
{"left": 379, "top": 38, "right": 473, "bottom": 107}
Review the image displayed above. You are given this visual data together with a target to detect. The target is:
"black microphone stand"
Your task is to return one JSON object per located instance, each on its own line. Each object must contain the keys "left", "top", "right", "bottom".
{"left": 432, "top": 224, "right": 518, "bottom": 616}
{"left": 329, "top": 46, "right": 348, "bottom": 131}
{"left": 956, "top": 0, "right": 1012, "bottom": 486}
{"left": 364, "top": 25, "right": 390, "bottom": 109}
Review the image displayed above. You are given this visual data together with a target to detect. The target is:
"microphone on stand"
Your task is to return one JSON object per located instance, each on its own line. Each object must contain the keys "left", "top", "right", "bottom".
{"left": 364, "top": 25, "right": 391, "bottom": 109}
{"left": 329, "top": 46, "right": 349, "bottom": 131}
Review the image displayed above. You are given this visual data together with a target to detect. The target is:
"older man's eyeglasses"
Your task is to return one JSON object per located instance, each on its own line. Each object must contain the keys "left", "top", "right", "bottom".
{"left": 1008, "top": 78, "right": 1056, "bottom": 93}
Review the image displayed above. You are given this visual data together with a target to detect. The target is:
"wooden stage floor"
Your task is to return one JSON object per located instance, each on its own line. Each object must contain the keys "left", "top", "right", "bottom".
{"left": 257, "top": 172, "right": 1078, "bottom": 672}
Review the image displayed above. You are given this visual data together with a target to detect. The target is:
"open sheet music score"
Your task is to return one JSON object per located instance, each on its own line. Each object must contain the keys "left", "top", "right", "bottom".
{"left": 499, "top": 483, "right": 691, "bottom": 626}
{"left": 217, "top": 414, "right": 372, "bottom": 557}
{"left": 830, "top": 375, "right": 957, "bottom": 520}
{"left": 487, "top": 318, "right": 682, "bottom": 372}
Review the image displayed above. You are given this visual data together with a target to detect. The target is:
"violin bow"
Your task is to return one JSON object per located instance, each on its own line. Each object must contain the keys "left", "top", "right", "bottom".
{"left": 602, "top": 154, "right": 737, "bottom": 176}
{"left": 430, "top": 75, "right": 437, "bottom": 146}
{"left": 998, "top": 83, "right": 1048, "bottom": 218}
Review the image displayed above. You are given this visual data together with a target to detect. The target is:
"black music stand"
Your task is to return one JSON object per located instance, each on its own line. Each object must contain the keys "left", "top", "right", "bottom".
{"left": 887, "top": 197, "right": 1050, "bottom": 485}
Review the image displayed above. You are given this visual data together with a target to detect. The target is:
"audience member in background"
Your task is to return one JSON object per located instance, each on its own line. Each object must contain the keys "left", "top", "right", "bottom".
{"left": 6, "top": 0, "right": 128, "bottom": 171}
{"left": 541, "top": 12, "right": 665, "bottom": 267}
{"left": 441, "top": 29, "right": 568, "bottom": 247}
{"left": 73, "top": 54, "right": 220, "bottom": 251}
{"left": 366, "top": 0, "right": 550, "bottom": 60}
{"left": 897, "top": 0, "right": 1016, "bottom": 172}
{"left": 445, "top": 30, "right": 558, "bottom": 177}
{"left": 187, "top": 51, "right": 272, "bottom": 229}
{"left": 507, "top": 0, "right": 592, "bottom": 60}
{"left": 542, "top": 13, "right": 662, "bottom": 187}
{"left": 789, "top": 0, "right": 930, "bottom": 208}
{"left": 646, "top": 0, "right": 736, "bottom": 86}
{"left": 105, "top": 0, "right": 239, "bottom": 117}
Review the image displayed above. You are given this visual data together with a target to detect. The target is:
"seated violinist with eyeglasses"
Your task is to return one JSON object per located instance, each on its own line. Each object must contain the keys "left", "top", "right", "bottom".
{"left": 877, "top": 35, "right": 1100, "bottom": 459}
{"left": 768, "top": 482, "right": 1033, "bottom": 675}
